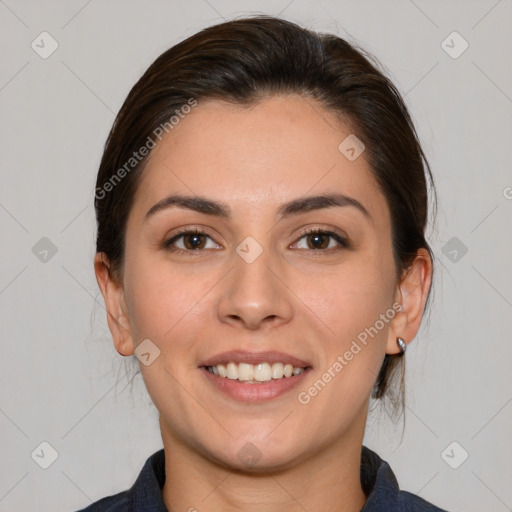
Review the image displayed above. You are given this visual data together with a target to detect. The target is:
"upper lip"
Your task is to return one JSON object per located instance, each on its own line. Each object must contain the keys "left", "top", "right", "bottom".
{"left": 199, "top": 350, "right": 312, "bottom": 368}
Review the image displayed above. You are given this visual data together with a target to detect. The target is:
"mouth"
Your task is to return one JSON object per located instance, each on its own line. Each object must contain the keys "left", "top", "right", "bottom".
{"left": 198, "top": 350, "right": 312, "bottom": 402}
{"left": 202, "top": 361, "right": 310, "bottom": 383}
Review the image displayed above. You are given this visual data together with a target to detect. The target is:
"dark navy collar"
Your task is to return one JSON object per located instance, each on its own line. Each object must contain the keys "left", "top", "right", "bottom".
{"left": 78, "top": 445, "right": 448, "bottom": 511}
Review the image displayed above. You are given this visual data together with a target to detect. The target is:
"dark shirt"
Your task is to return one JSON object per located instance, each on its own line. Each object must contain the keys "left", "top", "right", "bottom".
{"left": 75, "top": 446, "right": 449, "bottom": 511}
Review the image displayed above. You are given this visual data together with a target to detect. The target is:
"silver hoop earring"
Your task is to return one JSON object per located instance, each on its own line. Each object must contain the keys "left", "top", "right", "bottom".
{"left": 396, "top": 337, "right": 406, "bottom": 354}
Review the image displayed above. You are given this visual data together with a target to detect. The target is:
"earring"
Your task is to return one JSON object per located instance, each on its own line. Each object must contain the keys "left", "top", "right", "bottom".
{"left": 396, "top": 337, "right": 406, "bottom": 355}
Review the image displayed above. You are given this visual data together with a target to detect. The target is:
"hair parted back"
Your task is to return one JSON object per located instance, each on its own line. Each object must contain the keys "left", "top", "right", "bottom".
{"left": 95, "top": 15, "right": 436, "bottom": 418}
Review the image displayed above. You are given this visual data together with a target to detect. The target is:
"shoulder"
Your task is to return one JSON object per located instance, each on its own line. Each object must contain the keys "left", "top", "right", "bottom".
{"left": 361, "top": 445, "right": 449, "bottom": 512}
{"left": 73, "top": 449, "right": 167, "bottom": 512}
{"left": 75, "top": 491, "right": 130, "bottom": 511}
{"left": 399, "top": 490, "right": 449, "bottom": 511}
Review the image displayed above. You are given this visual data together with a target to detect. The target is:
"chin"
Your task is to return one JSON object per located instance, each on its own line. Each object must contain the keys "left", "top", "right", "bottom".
{"left": 202, "top": 435, "right": 311, "bottom": 474}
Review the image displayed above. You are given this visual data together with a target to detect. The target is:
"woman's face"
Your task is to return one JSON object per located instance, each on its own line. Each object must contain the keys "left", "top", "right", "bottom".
{"left": 105, "top": 95, "right": 409, "bottom": 470}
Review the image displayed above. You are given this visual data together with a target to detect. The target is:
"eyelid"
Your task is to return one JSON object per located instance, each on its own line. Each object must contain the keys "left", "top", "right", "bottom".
{"left": 291, "top": 226, "right": 349, "bottom": 250}
{"left": 163, "top": 225, "right": 349, "bottom": 254}
{"left": 164, "top": 226, "right": 221, "bottom": 250}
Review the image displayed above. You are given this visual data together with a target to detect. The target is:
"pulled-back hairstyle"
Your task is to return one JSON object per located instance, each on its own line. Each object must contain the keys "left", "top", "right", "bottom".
{"left": 95, "top": 15, "right": 436, "bottom": 418}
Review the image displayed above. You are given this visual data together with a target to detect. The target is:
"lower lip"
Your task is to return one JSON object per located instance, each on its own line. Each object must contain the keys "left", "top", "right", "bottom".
{"left": 200, "top": 367, "right": 311, "bottom": 403}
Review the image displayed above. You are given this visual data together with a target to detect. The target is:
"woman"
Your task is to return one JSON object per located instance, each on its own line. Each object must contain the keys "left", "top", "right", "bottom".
{"left": 80, "top": 15, "right": 447, "bottom": 512}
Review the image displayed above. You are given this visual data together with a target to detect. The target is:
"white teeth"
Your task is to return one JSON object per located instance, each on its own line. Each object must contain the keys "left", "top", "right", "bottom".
{"left": 254, "top": 363, "right": 272, "bottom": 381}
{"left": 271, "top": 362, "right": 284, "bottom": 379}
{"left": 238, "top": 363, "right": 254, "bottom": 381}
{"left": 226, "top": 362, "right": 239, "bottom": 379}
{"left": 206, "top": 361, "right": 306, "bottom": 382}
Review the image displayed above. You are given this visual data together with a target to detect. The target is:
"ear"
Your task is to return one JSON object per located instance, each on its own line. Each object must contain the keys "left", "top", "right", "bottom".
{"left": 386, "top": 248, "right": 433, "bottom": 354}
{"left": 94, "top": 253, "right": 135, "bottom": 357}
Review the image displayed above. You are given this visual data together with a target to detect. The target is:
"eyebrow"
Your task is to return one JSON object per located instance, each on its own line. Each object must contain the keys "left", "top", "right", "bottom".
{"left": 144, "top": 193, "right": 372, "bottom": 222}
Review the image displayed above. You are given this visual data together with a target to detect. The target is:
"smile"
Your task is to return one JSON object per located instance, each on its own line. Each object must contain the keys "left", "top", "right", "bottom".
{"left": 205, "top": 362, "right": 307, "bottom": 382}
{"left": 199, "top": 350, "right": 313, "bottom": 402}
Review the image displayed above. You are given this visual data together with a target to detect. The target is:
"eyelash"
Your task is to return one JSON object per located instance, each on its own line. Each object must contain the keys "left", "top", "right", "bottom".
{"left": 163, "top": 227, "right": 349, "bottom": 256}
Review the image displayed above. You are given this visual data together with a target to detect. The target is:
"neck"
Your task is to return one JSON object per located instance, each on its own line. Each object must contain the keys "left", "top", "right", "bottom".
{"left": 160, "top": 411, "right": 369, "bottom": 512}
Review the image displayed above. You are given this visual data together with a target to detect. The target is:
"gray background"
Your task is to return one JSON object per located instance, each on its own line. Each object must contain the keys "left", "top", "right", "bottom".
{"left": 1, "top": 1, "right": 511, "bottom": 511}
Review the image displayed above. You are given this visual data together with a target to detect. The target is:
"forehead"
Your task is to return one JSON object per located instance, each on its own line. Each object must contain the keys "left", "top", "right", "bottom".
{"left": 129, "top": 95, "right": 390, "bottom": 226}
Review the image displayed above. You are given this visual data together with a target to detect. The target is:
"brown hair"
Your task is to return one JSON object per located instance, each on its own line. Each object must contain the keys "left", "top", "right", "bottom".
{"left": 95, "top": 15, "right": 436, "bottom": 418}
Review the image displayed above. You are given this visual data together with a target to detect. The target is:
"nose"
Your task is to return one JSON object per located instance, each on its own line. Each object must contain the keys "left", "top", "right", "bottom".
{"left": 217, "top": 248, "right": 295, "bottom": 331}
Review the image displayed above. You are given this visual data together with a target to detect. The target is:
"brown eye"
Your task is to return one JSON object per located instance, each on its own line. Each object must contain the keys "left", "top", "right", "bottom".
{"left": 294, "top": 229, "right": 348, "bottom": 251}
{"left": 164, "top": 229, "right": 221, "bottom": 254}
{"left": 306, "top": 232, "right": 330, "bottom": 250}
{"left": 182, "top": 233, "right": 207, "bottom": 250}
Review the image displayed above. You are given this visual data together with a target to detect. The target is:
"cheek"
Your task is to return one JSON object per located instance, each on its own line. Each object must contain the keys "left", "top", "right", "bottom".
{"left": 302, "top": 257, "right": 395, "bottom": 407}
{"left": 310, "top": 261, "right": 395, "bottom": 340}
{"left": 124, "top": 257, "right": 202, "bottom": 343}
{"left": 123, "top": 261, "right": 211, "bottom": 427}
